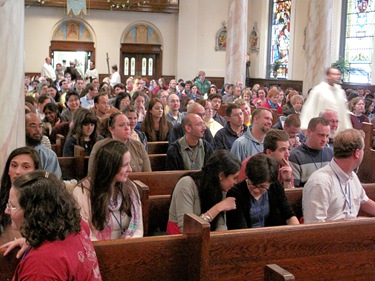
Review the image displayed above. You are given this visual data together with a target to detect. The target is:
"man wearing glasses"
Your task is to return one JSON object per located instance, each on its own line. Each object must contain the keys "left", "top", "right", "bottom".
{"left": 25, "top": 113, "right": 62, "bottom": 178}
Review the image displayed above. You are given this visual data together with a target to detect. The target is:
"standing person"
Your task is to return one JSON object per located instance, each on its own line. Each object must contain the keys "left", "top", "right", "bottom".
{"left": 300, "top": 67, "right": 352, "bottom": 133}
{"left": 85, "top": 61, "right": 99, "bottom": 83}
{"left": 110, "top": 65, "right": 121, "bottom": 87}
{"left": 1, "top": 170, "right": 102, "bottom": 280}
{"left": 74, "top": 139, "right": 143, "bottom": 240}
{"left": 303, "top": 129, "right": 375, "bottom": 223}
{"left": 0, "top": 147, "right": 40, "bottom": 233}
{"left": 194, "top": 70, "right": 211, "bottom": 95}
{"left": 167, "top": 150, "right": 241, "bottom": 234}
{"left": 227, "top": 154, "right": 299, "bottom": 230}
{"left": 140, "top": 98, "right": 172, "bottom": 141}
{"left": 41, "top": 56, "right": 56, "bottom": 81}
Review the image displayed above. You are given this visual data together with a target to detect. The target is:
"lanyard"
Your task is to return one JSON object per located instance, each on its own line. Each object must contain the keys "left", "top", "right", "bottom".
{"left": 111, "top": 211, "right": 123, "bottom": 235}
{"left": 335, "top": 174, "right": 352, "bottom": 214}
{"left": 306, "top": 145, "right": 324, "bottom": 170}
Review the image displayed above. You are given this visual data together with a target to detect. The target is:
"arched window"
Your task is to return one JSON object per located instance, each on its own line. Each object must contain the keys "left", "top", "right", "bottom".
{"left": 267, "top": 0, "right": 292, "bottom": 79}
{"left": 341, "top": 0, "right": 375, "bottom": 83}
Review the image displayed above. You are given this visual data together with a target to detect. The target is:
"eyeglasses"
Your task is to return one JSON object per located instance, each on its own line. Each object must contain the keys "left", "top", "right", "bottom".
{"left": 6, "top": 200, "right": 19, "bottom": 212}
{"left": 246, "top": 179, "right": 270, "bottom": 190}
{"left": 28, "top": 124, "right": 43, "bottom": 129}
{"left": 328, "top": 119, "right": 340, "bottom": 124}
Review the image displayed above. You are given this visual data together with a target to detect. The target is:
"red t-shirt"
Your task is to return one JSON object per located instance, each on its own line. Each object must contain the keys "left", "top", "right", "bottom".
{"left": 13, "top": 220, "right": 102, "bottom": 281}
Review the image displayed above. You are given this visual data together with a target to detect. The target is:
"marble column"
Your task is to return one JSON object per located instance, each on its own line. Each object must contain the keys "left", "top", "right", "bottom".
{"left": 225, "top": 0, "right": 248, "bottom": 85}
{"left": 303, "top": 0, "right": 333, "bottom": 95}
{"left": 0, "top": 0, "right": 25, "bottom": 169}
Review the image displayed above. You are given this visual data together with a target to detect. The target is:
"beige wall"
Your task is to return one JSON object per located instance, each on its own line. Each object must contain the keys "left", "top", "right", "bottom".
{"left": 24, "top": 1, "right": 343, "bottom": 83}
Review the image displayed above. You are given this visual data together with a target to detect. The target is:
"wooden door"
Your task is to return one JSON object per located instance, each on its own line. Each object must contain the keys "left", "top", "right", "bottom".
{"left": 120, "top": 43, "right": 162, "bottom": 82}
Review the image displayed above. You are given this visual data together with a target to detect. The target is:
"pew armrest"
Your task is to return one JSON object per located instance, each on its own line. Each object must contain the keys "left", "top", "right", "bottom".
{"left": 264, "top": 264, "right": 295, "bottom": 281}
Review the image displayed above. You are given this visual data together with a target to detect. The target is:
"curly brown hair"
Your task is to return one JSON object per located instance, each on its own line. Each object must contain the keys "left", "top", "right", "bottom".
{"left": 13, "top": 170, "right": 81, "bottom": 247}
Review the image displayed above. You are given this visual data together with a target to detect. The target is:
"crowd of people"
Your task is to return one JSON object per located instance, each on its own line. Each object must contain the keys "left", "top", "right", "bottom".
{"left": 2, "top": 61, "right": 375, "bottom": 279}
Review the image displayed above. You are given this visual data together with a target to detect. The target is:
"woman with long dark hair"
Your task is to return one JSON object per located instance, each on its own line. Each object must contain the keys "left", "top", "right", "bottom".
{"left": 63, "top": 108, "right": 101, "bottom": 156}
{"left": 140, "top": 98, "right": 172, "bottom": 141}
{"left": 167, "top": 150, "right": 241, "bottom": 234}
{"left": 0, "top": 147, "right": 40, "bottom": 233}
{"left": 73, "top": 139, "right": 143, "bottom": 240}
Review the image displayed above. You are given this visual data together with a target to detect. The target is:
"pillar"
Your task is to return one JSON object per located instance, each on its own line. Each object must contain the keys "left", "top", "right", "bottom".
{"left": 225, "top": 0, "right": 248, "bottom": 85}
{"left": 0, "top": 0, "right": 25, "bottom": 168}
{"left": 303, "top": 0, "right": 333, "bottom": 95}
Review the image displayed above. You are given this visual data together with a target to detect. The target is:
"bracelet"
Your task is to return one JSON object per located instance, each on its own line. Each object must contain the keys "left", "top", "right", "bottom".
{"left": 283, "top": 178, "right": 292, "bottom": 183}
{"left": 200, "top": 213, "right": 212, "bottom": 223}
{"left": 206, "top": 211, "right": 213, "bottom": 221}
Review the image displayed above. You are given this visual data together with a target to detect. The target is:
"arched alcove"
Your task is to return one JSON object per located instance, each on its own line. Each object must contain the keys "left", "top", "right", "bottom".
{"left": 50, "top": 19, "right": 96, "bottom": 78}
{"left": 120, "top": 22, "right": 163, "bottom": 81}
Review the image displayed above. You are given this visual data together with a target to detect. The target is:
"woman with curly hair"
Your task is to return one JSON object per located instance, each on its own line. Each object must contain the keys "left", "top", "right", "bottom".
{"left": 167, "top": 150, "right": 241, "bottom": 234}
{"left": 1, "top": 170, "right": 102, "bottom": 280}
{"left": 73, "top": 139, "right": 143, "bottom": 240}
{"left": 0, "top": 147, "right": 40, "bottom": 233}
{"left": 63, "top": 108, "right": 102, "bottom": 157}
{"left": 140, "top": 98, "right": 172, "bottom": 142}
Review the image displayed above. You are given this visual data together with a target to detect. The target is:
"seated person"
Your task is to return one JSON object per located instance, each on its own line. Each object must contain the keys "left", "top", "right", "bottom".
{"left": 167, "top": 150, "right": 240, "bottom": 234}
{"left": 303, "top": 129, "right": 375, "bottom": 223}
{"left": 168, "top": 102, "right": 215, "bottom": 148}
{"left": 214, "top": 103, "right": 247, "bottom": 150}
{"left": 227, "top": 153, "right": 299, "bottom": 229}
{"left": 63, "top": 108, "right": 103, "bottom": 157}
{"left": 73, "top": 139, "right": 143, "bottom": 240}
{"left": 166, "top": 113, "right": 213, "bottom": 170}
{"left": 289, "top": 117, "right": 333, "bottom": 187}
{"left": 1, "top": 170, "right": 102, "bottom": 280}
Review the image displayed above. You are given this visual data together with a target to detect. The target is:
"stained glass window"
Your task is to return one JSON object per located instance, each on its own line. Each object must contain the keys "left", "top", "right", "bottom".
{"left": 342, "top": 0, "right": 375, "bottom": 83}
{"left": 268, "top": 0, "right": 292, "bottom": 79}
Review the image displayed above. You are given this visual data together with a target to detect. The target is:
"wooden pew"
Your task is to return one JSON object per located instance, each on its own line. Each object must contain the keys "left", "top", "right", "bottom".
{"left": 208, "top": 218, "right": 375, "bottom": 280}
{"left": 0, "top": 214, "right": 210, "bottom": 281}
{"left": 147, "top": 141, "right": 169, "bottom": 154}
{"left": 264, "top": 264, "right": 295, "bottom": 281}
{"left": 357, "top": 122, "right": 375, "bottom": 183}
{"left": 129, "top": 170, "right": 193, "bottom": 234}
{"left": 149, "top": 154, "right": 167, "bottom": 171}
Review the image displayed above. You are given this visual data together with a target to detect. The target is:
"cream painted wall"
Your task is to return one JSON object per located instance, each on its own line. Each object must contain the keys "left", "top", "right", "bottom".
{"left": 25, "top": 6, "right": 178, "bottom": 76}
{"left": 24, "top": 1, "right": 344, "bottom": 83}
{"left": 177, "top": 0, "right": 229, "bottom": 81}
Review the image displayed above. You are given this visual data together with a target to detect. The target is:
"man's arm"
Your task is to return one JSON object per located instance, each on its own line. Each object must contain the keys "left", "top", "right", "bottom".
{"left": 360, "top": 199, "right": 375, "bottom": 216}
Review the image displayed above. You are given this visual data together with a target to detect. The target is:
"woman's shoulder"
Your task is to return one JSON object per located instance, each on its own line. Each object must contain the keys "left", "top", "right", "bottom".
{"left": 72, "top": 178, "right": 91, "bottom": 198}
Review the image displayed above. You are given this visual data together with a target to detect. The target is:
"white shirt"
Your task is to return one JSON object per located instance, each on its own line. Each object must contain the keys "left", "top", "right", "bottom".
{"left": 110, "top": 71, "right": 121, "bottom": 87}
{"left": 303, "top": 158, "right": 368, "bottom": 223}
{"left": 300, "top": 81, "right": 352, "bottom": 133}
{"left": 41, "top": 62, "right": 56, "bottom": 81}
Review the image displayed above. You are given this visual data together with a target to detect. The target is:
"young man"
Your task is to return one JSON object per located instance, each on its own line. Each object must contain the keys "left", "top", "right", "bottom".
{"left": 237, "top": 129, "right": 294, "bottom": 188}
{"left": 214, "top": 103, "right": 247, "bottom": 150}
{"left": 166, "top": 93, "right": 183, "bottom": 125}
{"left": 303, "top": 129, "right": 375, "bottom": 223}
{"left": 231, "top": 108, "right": 273, "bottom": 162}
{"left": 289, "top": 117, "right": 333, "bottom": 187}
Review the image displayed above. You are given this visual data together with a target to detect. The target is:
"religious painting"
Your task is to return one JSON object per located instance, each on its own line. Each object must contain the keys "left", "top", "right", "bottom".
{"left": 52, "top": 20, "right": 93, "bottom": 42}
{"left": 123, "top": 24, "right": 161, "bottom": 44}
{"left": 215, "top": 22, "right": 227, "bottom": 51}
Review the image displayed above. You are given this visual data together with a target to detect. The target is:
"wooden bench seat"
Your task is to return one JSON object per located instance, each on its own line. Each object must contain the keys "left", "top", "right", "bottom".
{"left": 147, "top": 141, "right": 169, "bottom": 154}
